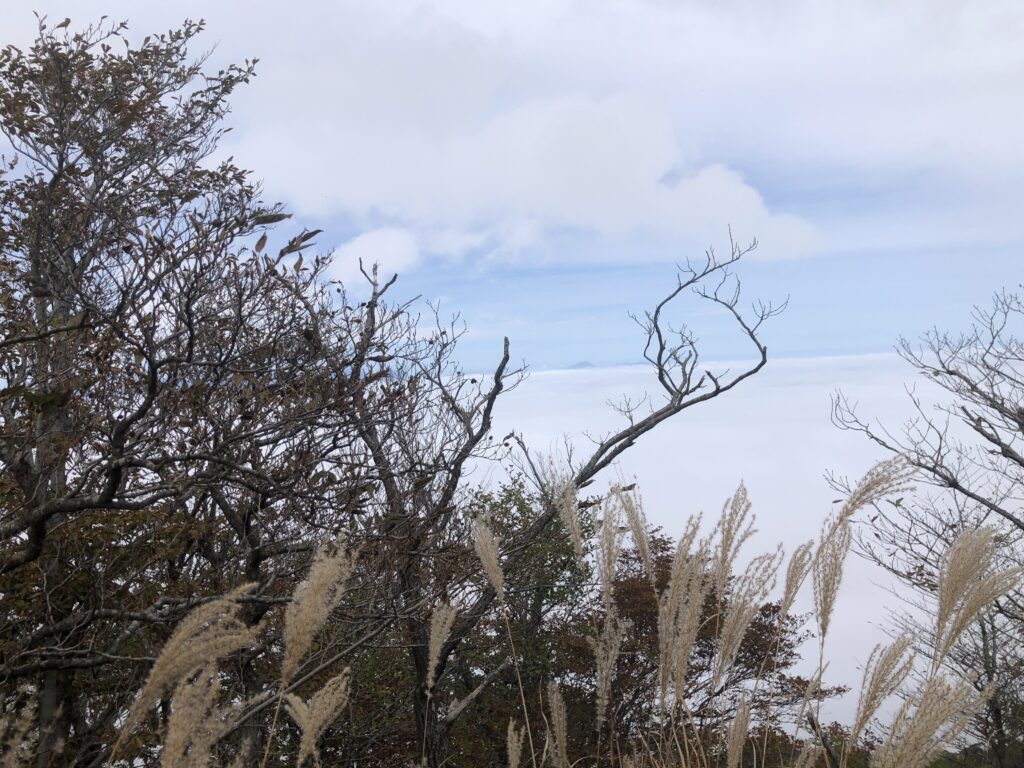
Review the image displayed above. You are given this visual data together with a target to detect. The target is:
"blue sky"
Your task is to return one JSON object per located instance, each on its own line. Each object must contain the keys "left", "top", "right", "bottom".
{"left": 9, "top": 0, "right": 1023, "bottom": 371}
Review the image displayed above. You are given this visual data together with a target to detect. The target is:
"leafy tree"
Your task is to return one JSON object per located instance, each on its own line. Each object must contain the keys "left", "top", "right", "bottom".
{"left": 0, "top": 17, "right": 410, "bottom": 764}
{"left": 620, "top": 536, "right": 837, "bottom": 722}
{"left": 417, "top": 484, "right": 843, "bottom": 768}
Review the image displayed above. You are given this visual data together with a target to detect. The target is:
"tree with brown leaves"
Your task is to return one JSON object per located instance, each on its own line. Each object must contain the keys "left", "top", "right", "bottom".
{"left": 0, "top": 17, "right": 408, "bottom": 764}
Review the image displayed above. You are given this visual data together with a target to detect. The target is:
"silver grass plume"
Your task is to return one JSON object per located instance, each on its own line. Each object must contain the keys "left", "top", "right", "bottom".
{"left": 282, "top": 540, "right": 358, "bottom": 684}
{"left": 118, "top": 584, "right": 258, "bottom": 745}
{"left": 781, "top": 540, "right": 814, "bottom": 617}
{"left": 812, "top": 509, "right": 850, "bottom": 642}
{"left": 426, "top": 604, "right": 458, "bottom": 698}
{"left": 161, "top": 666, "right": 225, "bottom": 768}
{"left": 1, "top": 690, "right": 37, "bottom": 768}
{"left": 872, "top": 675, "right": 988, "bottom": 768}
{"left": 848, "top": 635, "right": 914, "bottom": 749}
{"left": 814, "top": 456, "right": 915, "bottom": 642}
{"left": 933, "top": 527, "right": 1023, "bottom": 670}
{"left": 792, "top": 743, "right": 822, "bottom": 768}
{"left": 506, "top": 719, "right": 525, "bottom": 768}
{"left": 712, "top": 548, "right": 781, "bottom": 691}
{"left": 546, "top": 680, "right": 569, "bottom": 768}
{"left": 284, "top": 668, "right": 352, "bottom": 767}
{"left": 597, "top": 493, "right": 624, "bottom": 616}
{"left": 872, "top": 528, "right": 1020, "bottom": 768}
{"left": 589, "top": 611, "right": 625, "bottom": 734}
{"left": 557, "top": 481, "right": 586, "bottom": 569}
{"left": 839, "top": 456, "right": 915, "bottom": 520}
{"left": 617, "top": 485, "right": 654, "bottom": 587}
{"left": 655, "top": 517, "right": 707, "bottom": 710}
{"left": 472, "top": 518, "right": 505, "bottom": 603}
{"left": 725, "top": 695, "right": 751, "bottom": 768}
{"left": 669, "top": 554, "right": 711, "bottom": 708}
{"left": 712, "top": 484, "right": 755, "bottom": 598}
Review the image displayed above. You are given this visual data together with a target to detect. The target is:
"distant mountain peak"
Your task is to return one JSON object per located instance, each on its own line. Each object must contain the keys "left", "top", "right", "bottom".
{"left": 567, "top": 360, "right": 595, "bottom": 369}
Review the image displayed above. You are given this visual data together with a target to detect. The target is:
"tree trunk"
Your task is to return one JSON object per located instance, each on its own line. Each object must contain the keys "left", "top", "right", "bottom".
{"left": 413, "top": 688, "right": 452, "bottom": 768}
{"left": 987, "top": 695, "right": 1008, "bottom": 768}
{"left": 37, "top": 669, "right": 71, "bottom": 768}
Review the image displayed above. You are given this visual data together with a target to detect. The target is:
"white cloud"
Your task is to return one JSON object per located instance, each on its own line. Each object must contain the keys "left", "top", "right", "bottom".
{"left": 8, "top": 1, "right": 1024, "bottom": 264}
{"left": 234, "top": 83, "right": 815, "bottom": 259}
{"left": 330, "top": 228, "right": 421, "bottom": 291}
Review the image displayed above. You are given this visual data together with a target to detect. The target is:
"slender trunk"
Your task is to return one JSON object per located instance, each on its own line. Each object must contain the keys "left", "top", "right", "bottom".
{"left": 413, "top": 687, "right": 451, "bottom": 768}
{"left": 37, "top": 670, "right": 71, "bottom": 768}
{"left": 33, "top": 247, "right": 75, "bottom": 767}
{"left": 979, "top": 615, "right": 1009, "bottom": 768}
{"left": 987, "top": 695, "right": 1008, "bottom": 768}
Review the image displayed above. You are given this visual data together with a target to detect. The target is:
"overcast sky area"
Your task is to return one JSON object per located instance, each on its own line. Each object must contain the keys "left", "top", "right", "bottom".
{"left": 6, "top": 1, "right": 1023, "bottom": 720}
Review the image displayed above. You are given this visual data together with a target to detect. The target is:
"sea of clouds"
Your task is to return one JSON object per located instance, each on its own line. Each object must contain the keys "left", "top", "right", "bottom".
{"left": 487, "top": 352, "right": 934, "bottom": 720}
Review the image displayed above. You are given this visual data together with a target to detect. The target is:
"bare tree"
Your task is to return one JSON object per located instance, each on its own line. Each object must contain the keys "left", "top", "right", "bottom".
{"left": 387, "top": 243, "right": 784, "bottom": 768}
{"left": 833, "top": 288, "right": 1024, "bottom": 767}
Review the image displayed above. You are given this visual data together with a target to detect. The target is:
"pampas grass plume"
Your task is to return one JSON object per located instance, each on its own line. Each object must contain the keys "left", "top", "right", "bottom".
{"left": 472, "top": 519, "right": 505, "bottom": 603}
{"left": 284, "top": 668, "right": 352, "bottom": 767}
{"left": 426, "top": 604, "right": 458, "bottom": 697}
{"left": 118, "top": 583, "right": 258, "bottom": 746}
{"left": 282, "top": 540, "right": 357, "bottom": 685}
{"left": 506, "top": 719, "right": 525, "bottom": 768}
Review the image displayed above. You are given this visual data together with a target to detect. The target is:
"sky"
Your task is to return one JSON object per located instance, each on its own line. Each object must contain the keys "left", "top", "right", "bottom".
{"left": 6, "top": 1, "right": 1023, "bottom": 368}
{"left": 5, "top": 0, "right": 1023, "bottom": 720}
